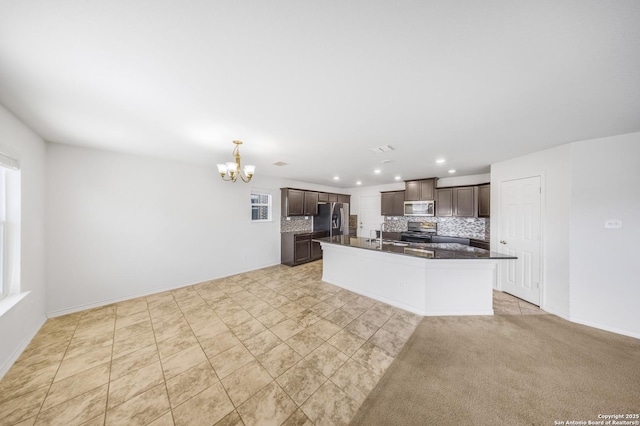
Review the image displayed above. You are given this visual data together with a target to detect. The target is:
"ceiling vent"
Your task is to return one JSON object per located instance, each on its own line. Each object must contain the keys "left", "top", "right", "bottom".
{"left": 273, "top": 161, "right": 288, "bottom": 166}
{"left": 369, "top": 145, "right": 395, "bottom": 154}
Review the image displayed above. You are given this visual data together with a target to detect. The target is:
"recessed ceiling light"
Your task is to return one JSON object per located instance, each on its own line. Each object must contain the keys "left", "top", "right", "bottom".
{"left": 380, "top": 159, "right": 393, "bottom": 164}
{"left": 333, "top": 176, "right": 340, "bottom": 180}
{"left": 394, "top": 176, "right": 401, "bottom": 180}
{"left": 448, "top": 169, "right": 456, "bottom": 174}
{"left": 374, "top": 169, "right": 381, "bottom": 174}
{"left": 356, "top": 181, "right": 362, "bottom": 185}
{"left": 436, "top": 159, "right": 445, "bottom": 164}
{"left": 273, "top": 161, "right": 288, "bottom": 166}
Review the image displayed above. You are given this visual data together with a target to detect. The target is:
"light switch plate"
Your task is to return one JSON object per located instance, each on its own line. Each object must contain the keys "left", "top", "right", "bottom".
{"left": 604, "top": 219, "right": 623, "bottom": 229}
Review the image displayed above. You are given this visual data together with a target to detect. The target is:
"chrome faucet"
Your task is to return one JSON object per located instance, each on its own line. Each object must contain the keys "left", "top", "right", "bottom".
{"left": 379, "top": 222, "right": 386, "bottom": 249}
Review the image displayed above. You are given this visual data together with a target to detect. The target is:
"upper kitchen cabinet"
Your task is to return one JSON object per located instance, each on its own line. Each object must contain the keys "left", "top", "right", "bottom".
{"left": 381, "top": 190, "right": 405, "bottom": 216}
{"left": 281, "top": 188, "right": 349, "bottom": 216}
{"left": 478, "top": 184, "right": 490, "bottom": 217}
{"left": 405, "top": 178, "right": 436, "bottom": 201}
{"left": 435, "top": 188, "right": 453, "bottom": 216}
{"left": 435, "top": 186, "right": 478, "bottom": 217}
{"left": 281, "top": 188, "right": 318, "bottom": 216}
{"left": 304, "top": 191, "right": 319, "bottom": 215}
{"left": 282, "top": 188, "right": 305, "bottom": 216}
{"left": 338, "top": 194, "right": 350, "bottom": 204}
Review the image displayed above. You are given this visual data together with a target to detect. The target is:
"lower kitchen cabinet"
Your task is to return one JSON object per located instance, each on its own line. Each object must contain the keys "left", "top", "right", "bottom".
{"left": 311, "top": 231, "right": 325, "bottom": 261}
{"left": 281, "top": 231, "right": 326, "bottom": 266}
{"left": 470, "top": 239, "right": 490, "bottom": 250}
{"left": 294, "top": 234, "right": 311, "bottom": 264}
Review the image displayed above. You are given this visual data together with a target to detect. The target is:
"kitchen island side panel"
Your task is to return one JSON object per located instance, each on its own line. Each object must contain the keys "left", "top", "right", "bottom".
{"left": 320, "top": 242, "right": 495, "bottom": 316}
{"left": 321, "top": 244, "right": 427, "bottom": 316}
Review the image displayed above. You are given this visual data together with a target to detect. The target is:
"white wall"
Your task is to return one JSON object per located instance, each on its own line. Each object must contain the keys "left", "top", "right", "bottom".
{"left": 569, "top": 133, "right": 640, "bottom": 337}
{"left": 0, "top": 104, "right": 47, "bottom": 378}
{"left": 436, "top": 173, "right": 490, "bottom": 188}
{"left": 491, "top": 144, "right": 572, "bottom": 318}
{"left": 45, "top": 143, "right": 344, "bottom": 315}
{"left": 346, "top": 182, "right": 404, "bottom": 214}
{"left": 491, "top": 132, "right": 640, "bottom": 338}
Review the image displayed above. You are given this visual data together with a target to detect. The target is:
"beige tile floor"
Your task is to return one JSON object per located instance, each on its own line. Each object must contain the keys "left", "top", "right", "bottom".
{"left": 0, "top": 261, "right": 544, "bottom": 426}
{"left": 493, "top": 289, "right": 547, "bottom": 315}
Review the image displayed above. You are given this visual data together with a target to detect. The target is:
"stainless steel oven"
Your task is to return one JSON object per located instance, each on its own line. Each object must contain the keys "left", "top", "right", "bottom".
{"left": 400, "top": 221, "right": 437, "bottom": 242}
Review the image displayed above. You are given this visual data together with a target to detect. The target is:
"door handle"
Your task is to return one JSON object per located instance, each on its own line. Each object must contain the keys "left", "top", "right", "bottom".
{"left": 500, "top": 240, "right": 507, "bottom": 244}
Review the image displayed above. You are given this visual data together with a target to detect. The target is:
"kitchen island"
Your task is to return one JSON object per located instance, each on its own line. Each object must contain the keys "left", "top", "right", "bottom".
{"left": 315, "top": 236, "right": 516, "bottom": 316}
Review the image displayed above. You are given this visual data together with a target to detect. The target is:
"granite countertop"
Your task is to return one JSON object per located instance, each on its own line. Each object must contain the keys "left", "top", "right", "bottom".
{"left": 469, "top": 237, "right": 490, "bottom": 242}
{"left": 315, "top": 236, "right": 516, "bottom": 260}
{"left": 282, "top": 230, "right": 326, "bottom": 235}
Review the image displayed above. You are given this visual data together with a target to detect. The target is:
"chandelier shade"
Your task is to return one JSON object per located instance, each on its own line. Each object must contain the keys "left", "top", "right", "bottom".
{"left": 216, "top": 140, "right": 255, "bottom": 183}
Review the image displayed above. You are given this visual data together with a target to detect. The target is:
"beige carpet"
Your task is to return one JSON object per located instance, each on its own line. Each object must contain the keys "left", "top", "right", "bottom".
{"left": 350, "top": 315, "right": 640, "bottom": 425}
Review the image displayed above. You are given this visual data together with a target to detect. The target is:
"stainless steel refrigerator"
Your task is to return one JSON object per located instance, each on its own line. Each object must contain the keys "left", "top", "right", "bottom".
{"left": 313, "top": 203, "right": 350, "bottom": 237}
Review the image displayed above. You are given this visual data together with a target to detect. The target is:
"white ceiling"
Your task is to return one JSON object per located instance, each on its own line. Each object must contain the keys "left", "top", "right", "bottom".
{"left": 1, "top": 1, "right": 639, "bottom": 187}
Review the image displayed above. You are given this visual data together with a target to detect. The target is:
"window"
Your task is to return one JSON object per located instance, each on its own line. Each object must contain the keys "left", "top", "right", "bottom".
{"left": 251, "top": 191, "right": 272, "bottom": 222}
{"left": 0, "top": 151, "right": 20, "bottom": 303}
{"left": 0, "top": 168, "right": 5, "bottom": 300}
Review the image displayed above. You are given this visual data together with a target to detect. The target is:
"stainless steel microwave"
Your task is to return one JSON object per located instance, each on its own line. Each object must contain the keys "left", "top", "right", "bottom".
{"left": 404, "top": 200, "right": 435, "bottom": 216}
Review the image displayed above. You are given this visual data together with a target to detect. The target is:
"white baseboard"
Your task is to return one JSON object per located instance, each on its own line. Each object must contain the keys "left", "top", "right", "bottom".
{"left": 46, "top": 262, "right": 281, "bottom": 318}
{"left": 0, "top": 317, "right": 47, "bottom": 380}
{"left": 540, "top": 305, "right": 570, "bottom": 320}
{"left": 569, "top": 316, "right": 640, "bottom": 340}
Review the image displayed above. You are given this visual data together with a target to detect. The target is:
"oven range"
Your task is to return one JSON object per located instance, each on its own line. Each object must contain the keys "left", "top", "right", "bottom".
{"left": 400, "top": 221, "right": 437, "bottom": 243}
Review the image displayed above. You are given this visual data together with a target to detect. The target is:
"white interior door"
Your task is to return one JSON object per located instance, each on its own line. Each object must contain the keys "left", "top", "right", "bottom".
{"left": 358, "top": 195, "right": 382, "bottom": 239}
{"left": 499, "top": 176, "right": 542, "bottom": 305}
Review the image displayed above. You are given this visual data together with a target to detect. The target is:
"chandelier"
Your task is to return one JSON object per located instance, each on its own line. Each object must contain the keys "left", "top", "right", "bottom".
{"left": 216, "top": 140, "right": 255, "bottom": 183}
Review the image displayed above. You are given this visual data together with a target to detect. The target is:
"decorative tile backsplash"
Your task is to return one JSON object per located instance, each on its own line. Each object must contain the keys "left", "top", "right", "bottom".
{"left": 384, "top": 216, "right": 489, "bottom": 240}
{"left": 279, "top": 214, "right": 489, "bottom": 240}
{"left": 280, "top": 216, "right": 312, "bottom": 233}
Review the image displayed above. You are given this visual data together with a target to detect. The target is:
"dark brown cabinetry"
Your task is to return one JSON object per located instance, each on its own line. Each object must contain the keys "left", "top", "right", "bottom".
{"left": 304, "top": 191, "right": 319, "bottom": 216}
{"left": 282, "top": 189, "right": 305, "bottom": 216}
{"left": 381, "top": 190, "right": 405, "bottom": 216}
{"left": 374, "top": 231, "right": 402, "bottom": 241}
{"left": 470, "top": 239, "right": 490, "bottom": 250}
{"left": 478, "top": 184, "right": 490, "bottom": 217}
{"left": 281, "top": 231, "right": 326, "bottom": 266}
{"left": 435, "top": 188, "right": 453, "bottom": 217}
{"left": 318, "top": 193, "right": 349, "bottom": 204}
{"left": 294, "top": 234, "right": 311, "bottom": 264}
{"left": 311, "top": 231, "right": 325, "bottom": 261}
{"left": 435, "top": 186, "right": 478, "bottom": 217}
{"left": 405, "top": 178, "right": 436, "bottom": 201}
{"left": 454, "top": 186, "right": 476, "bottom": 217}
{"left": 281, "top": 188, "right": 351, "bottom": 217}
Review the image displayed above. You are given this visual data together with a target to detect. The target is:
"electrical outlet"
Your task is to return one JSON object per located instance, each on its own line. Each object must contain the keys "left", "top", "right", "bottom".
{"left": 604, "top": 219, "right": 623, "bottom": 229}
